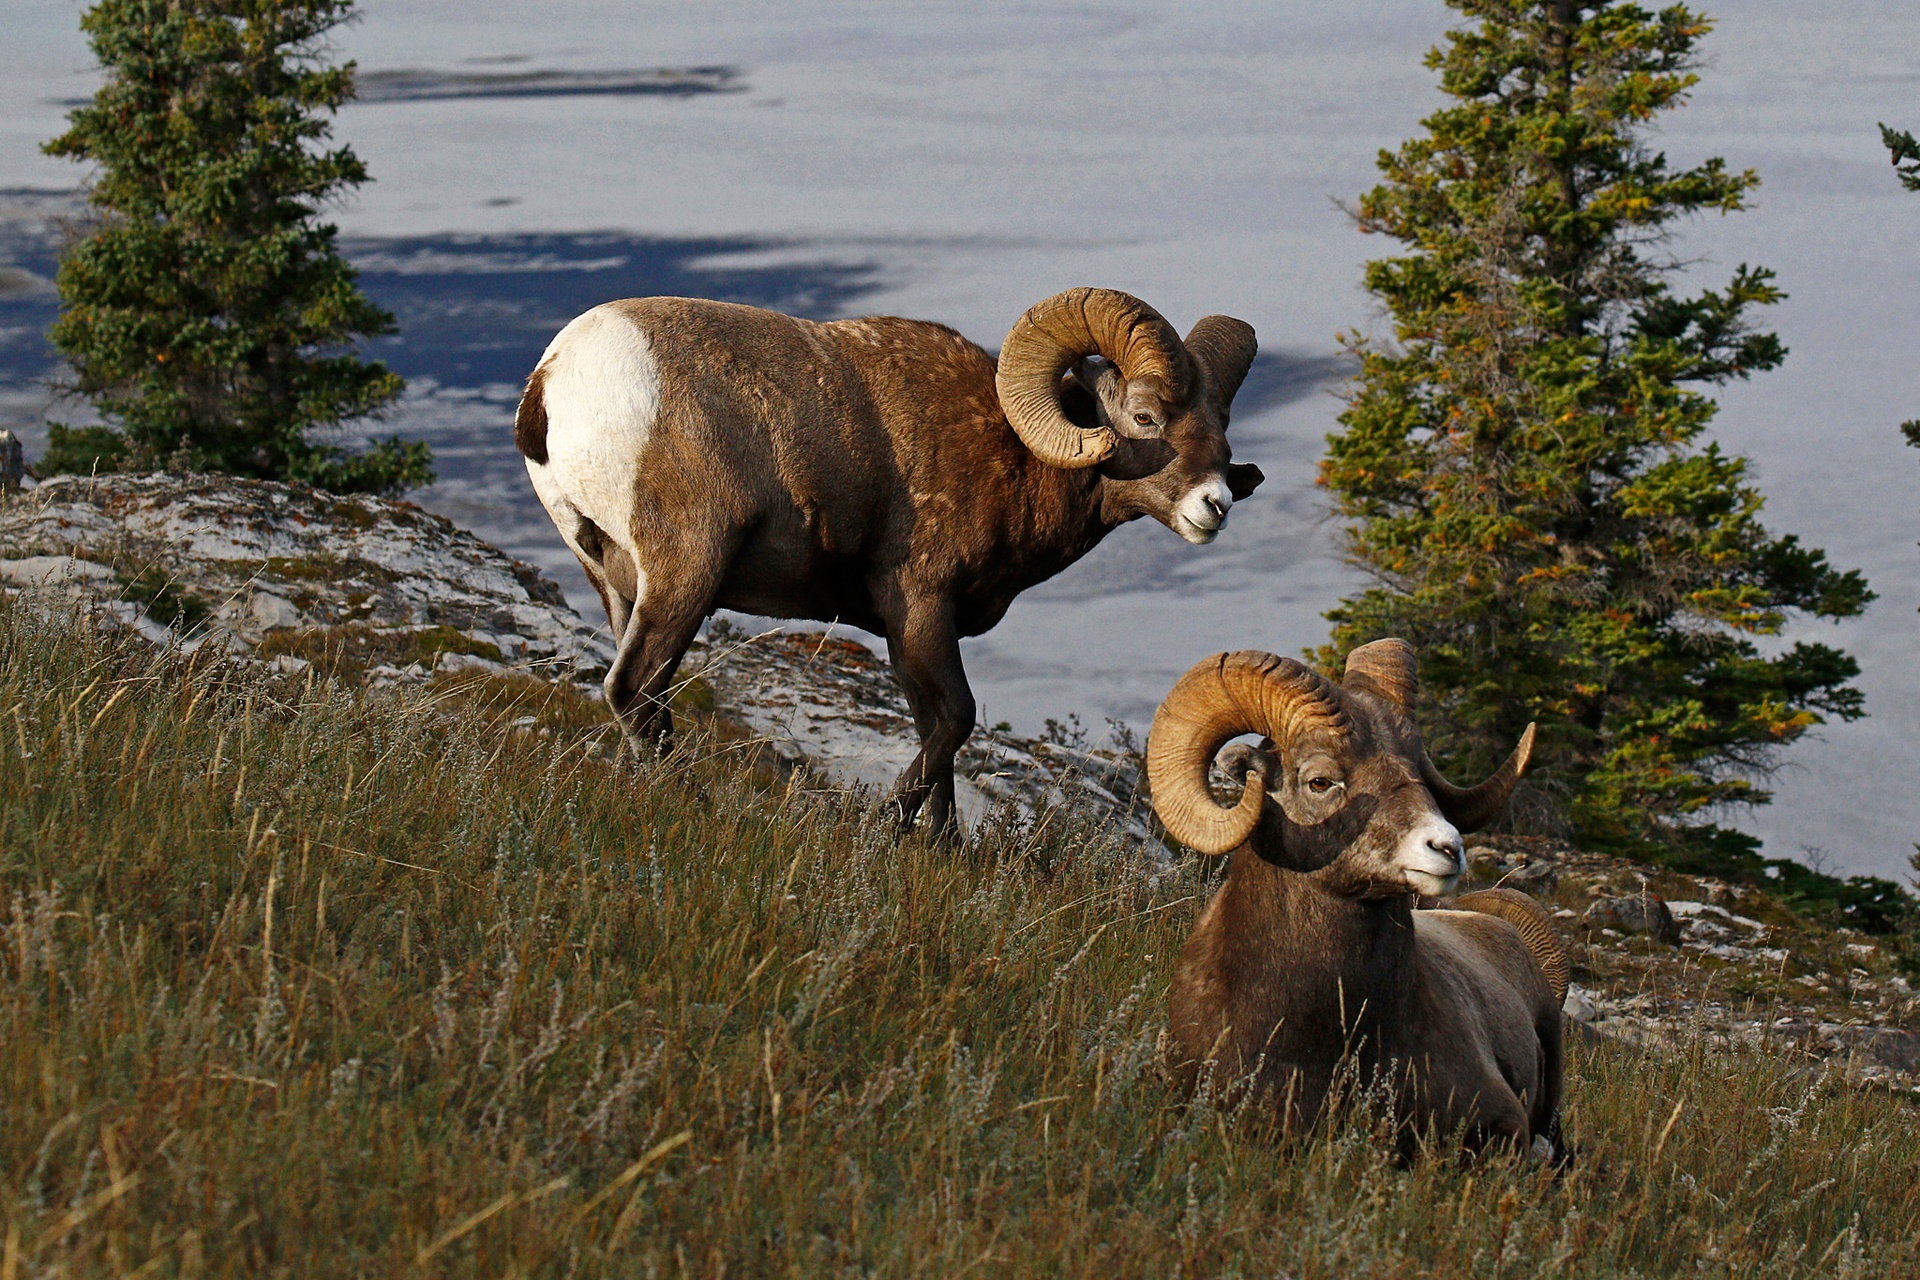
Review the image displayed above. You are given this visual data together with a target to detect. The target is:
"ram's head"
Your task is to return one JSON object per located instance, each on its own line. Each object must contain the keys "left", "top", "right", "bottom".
{"left": 995, "top": 287, "right": 1264, "bottom": 545}
{"left": 1146, "top": 639, "right": 1535, "bottom": 897}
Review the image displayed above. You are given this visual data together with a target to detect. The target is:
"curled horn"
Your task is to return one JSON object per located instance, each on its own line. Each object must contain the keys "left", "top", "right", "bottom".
{"left": 1147, "top": 651, "right": 1348, "bottom": 856}
{"left": 1450, "top": 888, "right": 1569, "bottom": 1003}
{"left": 1346, "top": 637, "right": 1533, "bottom": 833}
{"left": 1421, "top": 723, "right": 1537, "bottom": 834}
{"left": 1343, "top": 637, "right": 1418, "bottom": 713}
{"left": 996, "top": 287, "right": 1190, "bottom": 469}
{"left": 1183, "top": 315, "right": 1257, "bottom": 411}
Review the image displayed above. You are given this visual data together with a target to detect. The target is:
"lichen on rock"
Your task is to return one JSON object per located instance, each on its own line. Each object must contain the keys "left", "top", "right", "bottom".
{"left": 0, "top": 472, "right": 613, "bottom": 680}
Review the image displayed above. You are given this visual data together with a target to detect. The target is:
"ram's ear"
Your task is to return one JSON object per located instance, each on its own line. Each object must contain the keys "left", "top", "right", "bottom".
{"left": 1070, "top": 357, "right": 1120, "bottom": 406}
{"left": 1226, "top": 462, "right": 1264, "bottom": 500}
{"left": 1216, "top": 736, "right": 1279, "bottom": 786}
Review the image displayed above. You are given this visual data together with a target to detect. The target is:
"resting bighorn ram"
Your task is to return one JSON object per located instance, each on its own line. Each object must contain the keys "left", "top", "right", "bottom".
{"left": 1147, "top": 639, "right": 1568, "bottom": 1156}
{"left": 515, "top": 288, "right": 1263, "bottom": 833}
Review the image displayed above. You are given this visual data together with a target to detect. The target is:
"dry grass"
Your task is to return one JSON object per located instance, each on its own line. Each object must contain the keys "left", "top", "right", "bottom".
{"left": 2, "top": 597, "right": 1918, "bottom": 1277}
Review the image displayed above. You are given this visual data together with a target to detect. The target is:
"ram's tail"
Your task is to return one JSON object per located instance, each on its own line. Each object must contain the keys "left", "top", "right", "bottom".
{"left": 515, "top": 363, "right": 550, "bottom": 465}
{"left": 1451, "top": 887, "right": 1568, "bottom": 1004}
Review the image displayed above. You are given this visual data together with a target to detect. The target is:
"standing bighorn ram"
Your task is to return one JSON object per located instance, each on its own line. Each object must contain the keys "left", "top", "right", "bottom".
{"left": 1147, "top": 639, "right": 1568, "bottom": 1157}
{"left": 516, "top": 288, "right": 1263, "bottom": 833}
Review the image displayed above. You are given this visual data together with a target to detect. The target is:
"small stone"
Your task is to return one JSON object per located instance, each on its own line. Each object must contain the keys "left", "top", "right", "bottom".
{"left": 248, "top": 590, "right": 303, "bottom": 631}
{"left": 0, "top": 555, "right": 115, "bottom": 586}
{"left": 435, "top": 650, "right": 501, "bottom": 675}
{"left": 1583, "top": 891, "right": 1682, "bottom": 945}
{"left": 1503, "top": 859, "right": 1558, "bottom": 893}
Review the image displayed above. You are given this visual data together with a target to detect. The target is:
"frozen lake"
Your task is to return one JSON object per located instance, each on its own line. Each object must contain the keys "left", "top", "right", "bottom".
{"left": 3, "top": 1, "right": 1916, "bottom": 877}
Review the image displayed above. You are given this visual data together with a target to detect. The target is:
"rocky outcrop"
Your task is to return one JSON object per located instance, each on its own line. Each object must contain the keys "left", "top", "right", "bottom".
{"left": 0, "top": 472, "right": 1157, "bottom": 847}
{"left": 0, "top": 472, "right": 607, "bottom": 675}
{"left": 1460, "top": 837, "right": 1920, "bottom": 1095}
{"left": 691, "top": 619, "right": 1154, "bottom": 842}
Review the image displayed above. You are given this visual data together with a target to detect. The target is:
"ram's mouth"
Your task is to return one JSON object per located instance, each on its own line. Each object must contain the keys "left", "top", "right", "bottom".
{"left": 1403, "top": 868, "right": 1462, "bottom": 897}
{"left": 1174, "top": 513, "right": 1222, "bottom": 545}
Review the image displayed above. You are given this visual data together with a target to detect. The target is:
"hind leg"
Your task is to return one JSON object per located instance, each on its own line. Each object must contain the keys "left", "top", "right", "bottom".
{"left": 603, "top": 536, "right": 729, "bottom": 758}
{"left": 570, "top": 550, "right": 632, "bottom": 646}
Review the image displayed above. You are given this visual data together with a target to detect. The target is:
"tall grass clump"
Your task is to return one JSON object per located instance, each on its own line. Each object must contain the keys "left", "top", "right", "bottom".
{"left": 2, "top": 596, "right": 1918, "bottom": 1276}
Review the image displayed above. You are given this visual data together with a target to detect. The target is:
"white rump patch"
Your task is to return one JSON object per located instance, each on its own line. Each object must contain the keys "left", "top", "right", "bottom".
{"left": 523, "top": 304, "right": 658, "bottom": 605}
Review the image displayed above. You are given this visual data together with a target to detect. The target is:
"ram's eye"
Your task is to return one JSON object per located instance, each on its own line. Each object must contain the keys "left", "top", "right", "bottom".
{"left": 1133, "top": 412, "right": 1155, "bottom": 428}
{"left": 1306, "top": 776, "right": 1337, "bottom": 795}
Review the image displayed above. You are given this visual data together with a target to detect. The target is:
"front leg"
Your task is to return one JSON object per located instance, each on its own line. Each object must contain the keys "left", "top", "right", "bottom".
{"left": 879, "top": 595, "right": 974, "bottom": 838}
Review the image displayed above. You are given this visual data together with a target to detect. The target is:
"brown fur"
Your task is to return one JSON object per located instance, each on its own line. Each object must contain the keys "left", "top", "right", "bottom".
{"left": 517, "top": 295, "right": 1263, "bottom": 834}
{"left": 514, "top": 364, "right": 549, "bottom": 464}
{"left": 1166, "top": 678, "right": 1564, "bottom": 1157}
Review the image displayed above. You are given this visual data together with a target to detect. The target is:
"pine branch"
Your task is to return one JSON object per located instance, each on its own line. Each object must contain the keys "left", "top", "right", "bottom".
{"left": 1880, "top": 123, "right": 1920, "bottom": 192}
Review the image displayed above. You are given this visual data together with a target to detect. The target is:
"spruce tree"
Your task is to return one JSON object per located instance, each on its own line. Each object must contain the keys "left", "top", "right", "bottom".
{"left": 1882, "top": 123, "right": 1920, "bottom": 193}
{"left": 1889, "top": 122, "right": 1920, "bottom": 894}
{"left": 41, "top": 0, "right": 429, "bottom": 495}
{"left": 1317, "top": 1, "right": 1871, "bottom": 873}
{"left": 1891, "top": 123, "right": 1920, "bottom": 461}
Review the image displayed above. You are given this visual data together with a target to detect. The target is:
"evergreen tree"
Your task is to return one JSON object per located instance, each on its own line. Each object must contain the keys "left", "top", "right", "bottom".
{"left": 1317, "top": 1, "right": 1871, "bottom": 873}
{"left": 41, "top": 0, "right": 429, "bottom": 495}
{"left": 1888, "top": 123, "right": 1920, "bottom": 893}
{"left": 1882, "top": 123, "right": 1920, "bottom": 193}
{"left": 1890, "top": 123, "right": 1920, "bottom": 461}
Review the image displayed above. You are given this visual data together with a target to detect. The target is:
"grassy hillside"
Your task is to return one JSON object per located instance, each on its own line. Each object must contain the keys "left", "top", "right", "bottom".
{"left": 3, "top": 597, "right": 1918, "bottom": 1277}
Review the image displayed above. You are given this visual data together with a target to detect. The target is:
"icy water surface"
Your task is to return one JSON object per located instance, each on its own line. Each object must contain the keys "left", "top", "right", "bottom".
{"left": 3, "top": 1, "right": 1917, "bottom": 875}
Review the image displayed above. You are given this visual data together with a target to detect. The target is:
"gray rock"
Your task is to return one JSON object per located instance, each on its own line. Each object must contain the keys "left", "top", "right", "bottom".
{"left": 1844, "top": 1027, "right": 1920, "bottom": 1076}
{"left": 1503, "top": 860, "right": 1559, "bottom": 893}
{"left": 1584, "top": 892, "right": 1682, "bottom": 945}
{"left": 0, "top": 472, "right": 613, "bottom": 676}
{"left": 1467, "top": 844, "right": 1559, "bottom": 893}
{"left": 435, "top": 649, "right": 502, "bottom": 675}
{"left": 247, "top": 590, "right": 304, "bottom": 632}
{"left": 689, "top": 620, "right": 1162, "bottom": 852}
{"left": 0, "top": 554, "right": 116, "bottom": 586}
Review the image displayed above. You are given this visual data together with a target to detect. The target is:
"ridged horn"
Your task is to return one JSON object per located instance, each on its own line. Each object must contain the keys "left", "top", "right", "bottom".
{"left": 1183, "top": 315, "right": 1257, "bottom": 411}
{"left": 1343, "top": 637, "right": 1418, "bottom": 713}
{"left": 996, "top": 288, "right": 1190, "bottom": 469}
{"left": 1420, "top": 723, "right": 1537, "bottom": 833}
{"left": 1449, "top": 887, "right": 1569, "bottom": 1003}
{"left": 1147, "top": 651, "right": 1348, "bottom": 855}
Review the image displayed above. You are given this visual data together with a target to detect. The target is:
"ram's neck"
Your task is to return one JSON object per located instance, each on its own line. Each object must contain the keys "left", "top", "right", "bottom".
{"left": 1215, "top": 851, "right": 1421, "bottom": 1054}
{"left": 941, "top": 448, "right": 1119, "bottom": 635}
